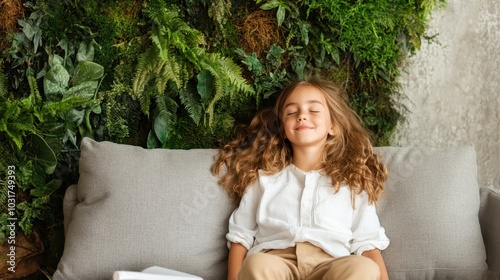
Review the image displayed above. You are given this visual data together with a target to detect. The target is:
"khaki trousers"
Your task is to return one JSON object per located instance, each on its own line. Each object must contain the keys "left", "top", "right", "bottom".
{"left": 237, "top": 242, "right": 380, "bottom": 280}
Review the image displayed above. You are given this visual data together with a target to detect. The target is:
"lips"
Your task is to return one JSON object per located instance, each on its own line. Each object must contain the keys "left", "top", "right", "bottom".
{"left": 295, "top": 125, "right": 312, "bottom": 131}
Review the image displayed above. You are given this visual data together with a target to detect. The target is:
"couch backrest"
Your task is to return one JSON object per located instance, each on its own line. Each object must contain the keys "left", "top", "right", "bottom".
{"left": 54, "top": 138, "right": 490, "bottom": 280}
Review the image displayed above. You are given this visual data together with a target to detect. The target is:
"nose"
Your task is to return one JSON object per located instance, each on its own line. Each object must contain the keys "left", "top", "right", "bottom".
{"left": 297, "top": 114, "right": 306, "bottom": 122}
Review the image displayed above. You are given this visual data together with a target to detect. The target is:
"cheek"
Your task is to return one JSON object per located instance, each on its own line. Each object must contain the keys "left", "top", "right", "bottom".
{"left": 283, "top": 122, "right": 292, "bottom": 136}
{"left": 283, "top": 119, "right": 295, "bottom": 137}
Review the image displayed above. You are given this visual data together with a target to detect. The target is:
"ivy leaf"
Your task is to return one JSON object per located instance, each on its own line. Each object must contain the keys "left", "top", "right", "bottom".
{"left": 91, "top": 103, "right": 102, "bottom": 114}
{"left": 197, "top": 69, "right": 215, "bottom": 102}
{"left": 235, "top": 49, "right": 263, "bottom": 75}
{"left": 153, "top": 109, "right": 175, "bottom": 147}
{"left": 65, "top": 80, "right": 99, "bottom": 100}
{"left": 260, "top": 0, "right": 288, "bottom": 26}
{"left": 60, "top": 109, "right": 84, "bottom": 147}
{"left": 17, "top": 201, "right": 34, "bottom": 234}
{"left": 71, "top": 61, "right": 104, "bottom": 86}
{"left": 76, "top": 41, "right": 95, "bottom": 62}
{"left": 32, "top": 196, "right": 50, "bottom": 208}
{"left": 277, "top": 5, "right": 286, "bottom": 26}
{"left": 21, "top": 21, "right": 36, "bottom": 40}
{"left": 260, "top": 0, "right": 280, "bottom": 10}
{"left": 30, "top": 179, "right": 61, "bottom": 197}
{"left": 292, "top": 57, "right": 307, "bottom": 80}
{"left": 27, "top": 134, "right": 57, "bottom": 174}
{"left": 147, "top": 130, "right": 162, "bottom": 149}
{"left": 67, "top": 108, "right": 85, "bottom": 126}
{"left": 266, "top": 44, "right": 285, "bottom": 67}
{"left": 299, "top": 21, "right": 310, "bottom": 45}
{"left": 49, "top": 54, "right": 64, "bottom": 68}
{"left": 44, "top": 63, "right": 70, "bottom": 101}
{"left": 57, "top": 39, "right": 70, "bottom": 58}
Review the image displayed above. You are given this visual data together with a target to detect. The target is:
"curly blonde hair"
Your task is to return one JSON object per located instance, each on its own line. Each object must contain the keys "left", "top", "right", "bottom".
{"left": 211, "top": 77, "right": 387, "bottom": 204}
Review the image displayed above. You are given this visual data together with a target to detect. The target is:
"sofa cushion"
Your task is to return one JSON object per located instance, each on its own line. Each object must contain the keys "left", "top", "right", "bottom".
{"left": 54, "top": 139, "right": 488, "bottom": 279}
{"left": 53, "top": 138, "right": 236, "bottom": 280}
{"left": 375, "top": 146, "right": 487, "bottom": 279}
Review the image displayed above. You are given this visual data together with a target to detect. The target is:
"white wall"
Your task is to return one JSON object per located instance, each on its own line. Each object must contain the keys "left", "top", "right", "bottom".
{"left": 395, "top": 0, "right": 500, "bottom": 189}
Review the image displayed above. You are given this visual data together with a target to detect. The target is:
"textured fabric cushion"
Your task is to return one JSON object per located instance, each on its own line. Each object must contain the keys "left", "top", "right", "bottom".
{"left": 55, "top": 139, "right": 488, "bottom": 279}
{"left": 375, "top": 146, "right": 488, "bottom": 279}
{"left": 479, "top": 186, "right": 500, "bottom": 278}
{"left": 53, "top": 138, "right": 236, "bottom": 280}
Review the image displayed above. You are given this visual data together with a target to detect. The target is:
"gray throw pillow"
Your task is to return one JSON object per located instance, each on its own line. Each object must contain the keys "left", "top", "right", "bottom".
{"left": 53, "top": 137, "right": 236, "bottom": 280}
{"left": 375, "top": 146, "right": 488, "bottom": 279}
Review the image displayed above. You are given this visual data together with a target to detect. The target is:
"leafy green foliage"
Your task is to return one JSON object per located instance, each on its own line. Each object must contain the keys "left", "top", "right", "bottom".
{"left": 0, "top": 70, "right": 92, "bottom": 238}
{"left": 0, "top": 16, "right": 104, "bottom": 274}
{"left": 99, "top": 82, "right": 142, "bottom": 144}
{"left": 132, "top": 0, "right": 254, "bottom": 148}
{"left": 233, "top": 0, "right": 445, "bottom": 145}
{"left": 4, "top": 1, "right": 49, "bottom": 92}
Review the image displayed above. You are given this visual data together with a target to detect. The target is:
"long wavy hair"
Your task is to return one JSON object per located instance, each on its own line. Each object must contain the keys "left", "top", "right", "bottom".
{"left": 211, "top": 77, "right": 387, "bottom": 204}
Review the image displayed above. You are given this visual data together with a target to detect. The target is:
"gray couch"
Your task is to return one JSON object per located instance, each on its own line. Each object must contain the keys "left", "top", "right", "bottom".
{"left": 54, "top": 137, "right": 500, "bottom": 280}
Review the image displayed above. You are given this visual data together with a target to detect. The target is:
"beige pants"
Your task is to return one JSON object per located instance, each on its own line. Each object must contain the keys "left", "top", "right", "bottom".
{"left": 237, "top": 242, "right": 380, "bottom": 280}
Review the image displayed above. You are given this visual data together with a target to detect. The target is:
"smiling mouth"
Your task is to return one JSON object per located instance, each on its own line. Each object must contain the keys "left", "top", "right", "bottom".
{"left": 295, "top": 125, "right": 312, "bottom": 131}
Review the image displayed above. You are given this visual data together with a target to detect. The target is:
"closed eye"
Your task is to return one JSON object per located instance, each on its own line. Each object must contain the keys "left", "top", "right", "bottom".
{"left": 287, "top": 112, "right": 297, "bottom": 116}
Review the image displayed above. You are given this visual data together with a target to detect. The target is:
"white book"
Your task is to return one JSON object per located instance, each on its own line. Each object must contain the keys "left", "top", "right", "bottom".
{"left": 113, "top": 266, "right": 203, "bottom": 280}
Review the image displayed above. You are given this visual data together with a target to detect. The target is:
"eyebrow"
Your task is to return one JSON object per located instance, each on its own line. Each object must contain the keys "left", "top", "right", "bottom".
{"left": 283, "top": 100, "right": 324, "bottom": 109}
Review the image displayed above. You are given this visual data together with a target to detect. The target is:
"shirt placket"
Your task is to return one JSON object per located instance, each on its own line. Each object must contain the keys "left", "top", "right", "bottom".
{"left": 299, "top": 173, "right": 316, "bottom": 228}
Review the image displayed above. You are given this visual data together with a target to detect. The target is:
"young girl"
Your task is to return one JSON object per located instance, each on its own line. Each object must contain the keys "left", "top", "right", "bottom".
{"left": 211, "top": 77, "right": 390, "bottom": 280}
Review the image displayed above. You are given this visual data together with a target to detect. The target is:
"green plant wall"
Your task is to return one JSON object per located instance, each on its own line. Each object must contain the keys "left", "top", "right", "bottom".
{"left": 0, "top": 0, "right": 445, "bottom": 277}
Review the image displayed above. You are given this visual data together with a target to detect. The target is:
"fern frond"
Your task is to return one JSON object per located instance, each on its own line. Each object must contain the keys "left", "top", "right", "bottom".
{"left": 196, "top": 52, "right": 255, "bottom": 127}
{"left": 205, "top": 78, "right": 224, "bottom": 127}
{"left": 144, "top": 0, "right": 180, "bottom": 29}
{"left": 197, "top": 55, "right": 222, "bottom": 126}
{"left": 148, "top": 1, "right": 205, "bottom": 69}
{"left": 43, "top": 96, "right": 89, "bottom": 117}
{"left": 3, "top": 99, "right": 21, "bottom": 121}
{"left": 154, "top": 94, "right": 177, "bottom": 116}
{"left": 154, "top": 59, "right": 169, "bottom": 94}
{"left": 28, "top": 76, "right": 42, "bottom": 107}
{"left": 201, "top": 53, "right": 254, "bottom": 99}
{"left": 179, "top": 86, "right": 202, "bottom": 125}
{"left": 155, "top": 52, "right": 182, "bottom": 93}
{"left": 138, "top": 85, "right": 154, "bottom": 115}
{"left": 132, "top": 46, "right": 161, "bottom": 116}
{"left": 150, "top": 31, "right": 170, "bottom": 61}
{"left": 9, "top": 120, "right": 36, "bottom": 135}
{"left": 133, "top": 46, "right": 158, "bottom": 98}
{"left": 217, "top": 55, "right": 255, "bottom": 97}
{"left": 4, "top": 118, "right": 35, "bottom": 151}
{"left": 172, "top": 25, "right": 205, "bottom": 68}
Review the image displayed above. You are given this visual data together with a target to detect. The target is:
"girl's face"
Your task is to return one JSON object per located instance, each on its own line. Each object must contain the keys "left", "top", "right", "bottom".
{"left": 282, "top": 85, "right": 334, "bottom": 150}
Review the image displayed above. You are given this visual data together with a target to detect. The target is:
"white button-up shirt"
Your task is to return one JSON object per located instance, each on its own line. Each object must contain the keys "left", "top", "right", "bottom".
{"left": 226, "top": 164, "right": 390, "bottom": 257}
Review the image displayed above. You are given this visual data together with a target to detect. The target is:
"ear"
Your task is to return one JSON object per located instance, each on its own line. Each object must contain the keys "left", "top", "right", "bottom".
{"left": 280, "top": 130, "right": 287, "bottom": 139}
{"left": 328, "top": 126, "right": 335, "bottom": 136}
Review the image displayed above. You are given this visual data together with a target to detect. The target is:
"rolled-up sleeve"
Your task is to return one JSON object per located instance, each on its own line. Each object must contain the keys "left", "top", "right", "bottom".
{"left": 226, "top": 181, "right": 261, "bottom": 250}
{"left": 350, "top": 191, "right": 390, "bottom": 255}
